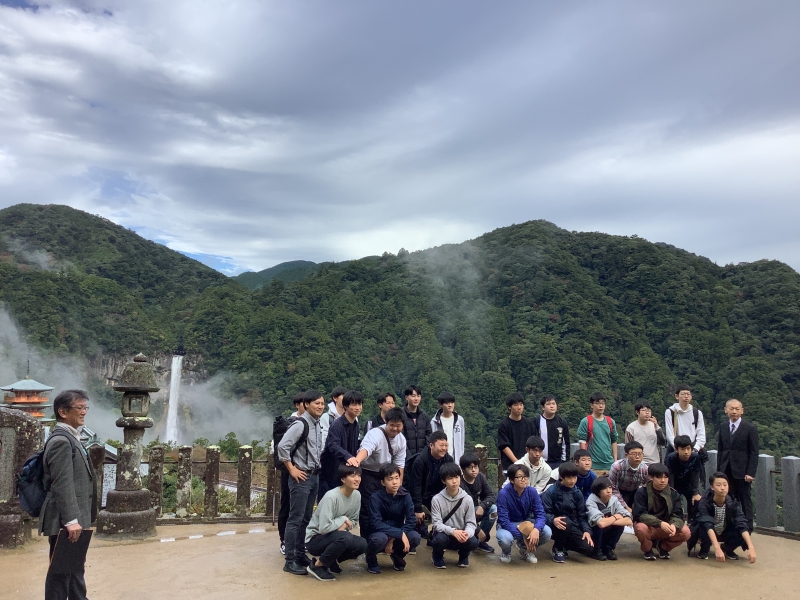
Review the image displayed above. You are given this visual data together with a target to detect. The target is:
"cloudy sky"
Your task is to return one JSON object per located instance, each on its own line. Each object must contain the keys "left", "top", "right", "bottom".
{"left": 1, "top": 1, "right": 798, "bottom": 274}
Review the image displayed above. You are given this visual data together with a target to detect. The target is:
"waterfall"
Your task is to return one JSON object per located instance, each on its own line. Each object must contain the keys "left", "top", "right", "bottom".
{"left": 165, "top": 354, "right": 184, "bottom": 443}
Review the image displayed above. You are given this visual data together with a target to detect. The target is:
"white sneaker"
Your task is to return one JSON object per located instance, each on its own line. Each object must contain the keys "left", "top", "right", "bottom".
{"left": 500, "top": 553, "right": 512, "bottom": 564}
{"left": 525, "top": 552, "right": 538, "bottom": 564}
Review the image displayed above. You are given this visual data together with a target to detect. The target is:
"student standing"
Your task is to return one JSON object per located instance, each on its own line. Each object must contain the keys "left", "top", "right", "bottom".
{"left": 496, "top": 464, "right": 552, "bottom": 564}
{"left": 541, "top": 462, "right": 595, "bottom": 563}
{"left": 430, "top": 391, "right": 466, "bottom": 462}
{"left": 608, "top": 441, "right": 650, "bottom": 510}
{"left": 406, "top": 431, "right": 453, "bottom": 538}
{"left": 305, "top": 465, "right": 368, "bottom": 580}
{"left": 498, "top": 392, "right": 538, "bottom": 471}
{"left": 321, "top": 386, "right": 348, "bottom": 449}
{"left": 586, "top": 477, "right": 632, "bottom": 561}
{"left": 402, "top": 385, "right": 433, "bottom": 457}
{"left": 511, "top": 436, "right": 552, "bottom": 493}
{"left": 319, "top": 390, "right": 363, "bottom": 499}
{"left": 625, "top": 401, "right": 665, "bottom": 465}
{"left": 632, "top": 463, "right": 690, "bottom": 560}
{"left": 664, "top": 385, "right": 707, "bottom": 460}
{"left": 533, "top": 394, "right": 571, "bottom": 469}
{"left": 352, "top": 407, "right": 408, "bottom": 541}
{"left": 278, "top": 393, "right": 305, "bottom": 555}
{"left": 363, "top": 392, "right": 395, "bottom": 435}
{"left": 459, "top": 453, "right": 497, "bottom": 553}
{"left": 366, "top": 464, "right": 421, "bottom": 574}
{"left": 689, "top": 472, "right": 757, "bottom": 563}
{"left": 430, "top": 463, "right": 479, "bottom": 568}
{"left": 664, "top": 435, "right": 704, "bottom": 523}
{"left": 278, "top": 390, "right": 325, "bottom": 575}
{"left": 577, "top": 392, "right": 618, "bottom": 475}
{"left": 717, "top": 399, "right": 759, "bottom": 531}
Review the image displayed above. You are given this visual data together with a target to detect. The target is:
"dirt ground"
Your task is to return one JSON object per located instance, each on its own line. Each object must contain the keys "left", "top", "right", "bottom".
{"left": 0, "top": 524, "right": 794, "bottom": 600}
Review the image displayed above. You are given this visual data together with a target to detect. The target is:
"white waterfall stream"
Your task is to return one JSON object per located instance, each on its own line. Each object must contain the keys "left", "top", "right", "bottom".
{"left": 165, "top": 354, "right": 183, "bottom": 443}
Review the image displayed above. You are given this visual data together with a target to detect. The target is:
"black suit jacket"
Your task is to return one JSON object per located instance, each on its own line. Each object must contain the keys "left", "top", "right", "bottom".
{"left": 717, "top": 419, "right": 758, "bottom": 480}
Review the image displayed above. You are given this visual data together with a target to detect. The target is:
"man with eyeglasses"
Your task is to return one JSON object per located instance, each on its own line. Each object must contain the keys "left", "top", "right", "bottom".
{"left": 40, "top": 390, "right": 97, "bottom": 600}
{"left": 608, "top": 441, "right": 651, "bottom": 511}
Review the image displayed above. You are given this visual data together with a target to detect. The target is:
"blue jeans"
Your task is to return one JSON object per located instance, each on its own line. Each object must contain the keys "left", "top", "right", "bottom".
{"left": 284, "top": 473, "right": 318, "bottom": 562}
{"left": 496, "top": 522, "right": 552, "bottom": 554}
{"left": 591, "top": 523, "right": 624, "bottom": 553}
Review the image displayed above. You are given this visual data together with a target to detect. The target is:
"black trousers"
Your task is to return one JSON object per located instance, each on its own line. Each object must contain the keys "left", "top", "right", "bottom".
{"left": 550, "top": 517, "right": 594, "bottom": 556}
{"left": 46, "top": 535, "right": 88, "bottom": 600}
{"left": 278, "top": 468, "right": 291, "bottom": 541}
{"left": 358, "top": 470, "right": 383, "bottom": 541}
{"left": 620, "top": 488, "right": 637, "bottom": 510}
{"left": 306, "top": 531, "right": 368, "bottom": 568}
{"left": 675, "top": 487, "right": 699, "bottom": 523}
{"left": 430, "top": 531, "right": 479, "bottom": 560}
{"left": 728, "top": 477, "right": 754, "bottom": 532}
{"left": 693, "top": 526, "right": 747, "bottom": 553}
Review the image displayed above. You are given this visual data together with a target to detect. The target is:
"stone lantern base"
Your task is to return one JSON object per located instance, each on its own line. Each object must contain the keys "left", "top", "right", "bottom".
{"left": 95, "top": 489, "right": 156, "bottom": 537}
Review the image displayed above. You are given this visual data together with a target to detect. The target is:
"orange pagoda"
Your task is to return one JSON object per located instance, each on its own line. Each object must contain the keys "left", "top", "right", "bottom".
{"left": 1, "top": 376, "right": 55, "bottom": 427}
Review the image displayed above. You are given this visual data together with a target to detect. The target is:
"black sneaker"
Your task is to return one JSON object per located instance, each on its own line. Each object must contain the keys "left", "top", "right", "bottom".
{"left": 295, "top": 554, "right": 312, "bottom": 567}
{"left": 283, "top": 561, "right": 308, "bottom": 575}
{"left": 329, "top": 561, "right": 342, "bottom": 574}
{"left": 696, "top": 551, "right": 709, "bottom": 560}
{"left": 643, "top": 550, "right": 657, "bottom": 561}
{"left": 591, "top": 550, "right": 607, "bottom": 561}
{"left": 477, "top": 541, "right": 495, "bottom": 553}
{"left": 307, "top": 565, "right": 335, "bottom": 581}
{"left": 457, "top": 556, "right": 469, "bottom": 568}
{"left": 724, "top": 548, "right": 740, "bottom": 560}
{"left": 391, "top": 553, "right": 407, "bottom": 572}
{"left": 552, "top": 550, "right": 566, "bottom": 564}
{"left": 658, "top": 548, "right": 671, "bottom": 560}
{"left": 605, "top": 550, "right": 618, "bottom": 561}
{"left": 367, "top": 563, "right": 381, "bottom": 575}
{"left": 432, "top": 556, "right": 446, "bottom": 569}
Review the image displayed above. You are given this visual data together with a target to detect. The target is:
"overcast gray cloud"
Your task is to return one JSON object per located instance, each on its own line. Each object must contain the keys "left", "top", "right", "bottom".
{"left": 1, "top": 0, "right": 798, "bottom": 274}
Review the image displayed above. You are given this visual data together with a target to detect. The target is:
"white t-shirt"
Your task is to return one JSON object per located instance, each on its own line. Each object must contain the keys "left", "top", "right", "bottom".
{"left": 440, "top": 414, "right": 455, "bottom": 456}
{"left": 358, "top": 425, "right": 407, "bottom": 471}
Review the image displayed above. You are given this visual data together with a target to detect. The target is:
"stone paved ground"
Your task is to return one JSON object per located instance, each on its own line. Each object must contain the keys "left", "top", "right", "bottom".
{"left": 1, "top": 523, "right": 794, "bottom": 600}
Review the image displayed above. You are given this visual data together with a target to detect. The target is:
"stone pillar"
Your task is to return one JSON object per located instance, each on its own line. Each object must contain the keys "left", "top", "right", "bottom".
{"left": 236, "top": 446, "right": 252, "bottom": 517}
{"left": 755, "top": 454, "right": 777, "bottom": 528}
{"left": 147, "top": 446, "right": 164, "bottom": 517}
{"left": 88, "top": 444, "right": 105, "bottom": 511}
{"left": 570, "top": 442, "right": 579, "bottom": 461}
{"left": 176, "top": 445, "right": 192, "bottom": 517}
{"left": 706, "top": 450, "right": 718, "bottom": 475}
{"left": 781, "top": 456, "right": 800, "bottom": 533}
{"left": 96, "top": 353, "right": 158, "bottom": 537}
{"left": 474, "top": 444, "right": 488, "bottom": 476}
{"left": 204, "top": 446, "right": 220, "bottom": 518}
{"left": 617, "top": 443, "right": 626, "bottom": 461}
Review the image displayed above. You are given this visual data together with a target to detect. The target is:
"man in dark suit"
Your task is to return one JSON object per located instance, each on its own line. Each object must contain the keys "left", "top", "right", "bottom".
{"left": 39, "top": 390, "right": 96, "bottom": 600}
{"left": 717, "top": 399, "right": 758, "bottom": 532}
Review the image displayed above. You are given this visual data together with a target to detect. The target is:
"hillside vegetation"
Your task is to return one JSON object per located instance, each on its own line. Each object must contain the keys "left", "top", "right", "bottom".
{"left": 1, "top": 204, "right": 798, "bottom": 457}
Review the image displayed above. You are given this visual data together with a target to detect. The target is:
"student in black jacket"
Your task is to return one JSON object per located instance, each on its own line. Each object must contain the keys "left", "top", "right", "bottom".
{"left": 689, "top": 472, "right": 757, "bottom": 563}
{"left": 540, "top": 461, "right": 595, "bottom": 563}
{"left": 402, "top": 385, "right": 433, "bottom": 456}
{"left": 664, "top": 435, "right": 703, "bottom": 523}
{"left": 406, "top": 431, "right": 453, "bottom": 538}
{"left": 460, "top": 452, "right": 497, "bottom": 553}
{"left": 533, "top": 395, "right": 571, "bottom": 469}
{"left": 498, "top": 392, "right": 537, "bottom": 471}
{"left": 363, "top": 392, "right": 395, "bottom": 436}
{"left": 319, "top": 391, "right": 363, "bottom": 498}
{"left": 717, "top": 399, "right": 759, "bottom": 532}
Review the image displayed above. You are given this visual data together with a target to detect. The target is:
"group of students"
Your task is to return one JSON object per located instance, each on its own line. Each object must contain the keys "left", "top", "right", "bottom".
{"left": 276, "top": 385, "right": 759, "bottom": 580}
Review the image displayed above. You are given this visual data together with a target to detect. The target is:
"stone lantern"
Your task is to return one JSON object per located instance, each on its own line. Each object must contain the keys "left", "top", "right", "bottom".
{"left": 96, "top": 353, "right": 159, "bottom": 537}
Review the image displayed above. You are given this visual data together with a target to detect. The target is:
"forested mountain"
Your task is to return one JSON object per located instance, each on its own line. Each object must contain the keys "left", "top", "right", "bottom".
{"left": 235, "top": 260, "right": 319, "bottom": 290}
{"left": 1, "top": 204, "right": 798, "bottom": 457}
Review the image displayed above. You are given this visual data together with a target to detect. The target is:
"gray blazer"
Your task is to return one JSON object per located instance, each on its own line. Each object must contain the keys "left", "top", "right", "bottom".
{"left": 39, "top": 432, "right": 97, "bottom": 536}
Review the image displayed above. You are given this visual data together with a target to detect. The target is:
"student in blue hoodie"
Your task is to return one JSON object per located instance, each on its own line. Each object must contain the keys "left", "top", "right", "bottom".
{"left": 496, "top": 464, "right": 552, "bottom": 565}
{"left": 541, "top": 461, "right": 595, "bottom": 563}
{"left": 366, "top": 463, "right": 421, "bottom": 574}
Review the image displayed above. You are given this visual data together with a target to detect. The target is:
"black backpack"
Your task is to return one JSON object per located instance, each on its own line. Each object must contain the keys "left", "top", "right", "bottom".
{"left": 272, "top": 416, "right": 310, "bottom": 469}
{"left": 16, "top": 431, "right": 78, "bottom": 517}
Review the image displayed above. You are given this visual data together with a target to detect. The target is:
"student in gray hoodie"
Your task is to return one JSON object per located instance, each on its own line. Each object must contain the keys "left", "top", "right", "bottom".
{"left": 585, "top": 476, "right": 632, "bottom": 561}
{"left": 430, "top": 463, "right": 479, "bottom": 568}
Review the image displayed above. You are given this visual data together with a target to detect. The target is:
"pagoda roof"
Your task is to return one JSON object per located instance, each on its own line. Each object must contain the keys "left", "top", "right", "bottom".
{"left": 1, "top": 377, "right": 54, "bottom": 392}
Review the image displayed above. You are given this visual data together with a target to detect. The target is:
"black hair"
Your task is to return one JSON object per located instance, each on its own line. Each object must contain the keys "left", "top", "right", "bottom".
{"left": 459, "top": 452, "right": 480, "bottom": 469}
{"left": 303, "top": 389, "right": 323, "bottom": 406}
{"left": 634, "top": 401, "right": 651, "bottom": 413}
{"left": 673, "top": 435, "right": 693, "bottom": 450}
{"left": 572, "top": 449, "right": 591, "bottom": 462}
{"left": 379, "top": 463, "right": 401, "bottom": 480}
{"left": 342, "top": 390, "right": 363, "bottom": 408}
{"left": 437, "top": 391, "right": 455, "bottom": 405}
{"left": 292, "top": 392, "right": 304, "bottom": 405}
{"left": 540, "top": 394, "right": 557, "bottom": 407}
{"left": 331, "top": 386, "right": 348, "bottom": 400}
{"left": 624, "top": 441, "right": 644, "bottom": 454}
{"left": 376, "top": 391, "right": 395, "bottom": 406}
{"left": 591, "top": 476, "right": 613, "bottom": 496}
{"left": 506, "top": 463, "right": 530, "bottom": 481}
{"left": 428, "top": 430, "right": 448, "bottom": 444}
{"left": 53, "top": 390, "right": 88, "bottom": 422}
{"left": 709, "top": 471, "right": 729, "bottom": 485}
{"left": 404, "top": 385, "right": 422, "bottom": 398}
{"left": 674, "top": 384, "right": 691, "bottom": 395}
{"left": 439, "top": 462, "right": 463, "bottom": 482}
{"left": 648, "top": 463, "right": 669, "bottom": 478}
{"left": 338, "top": 464, "right": 362, "bottom": 481}
{"left": 558, "top": 462, "right": 580, "bottom": 479}
{"left": 505, "top": 392, "right": 525, "bottom": 408}
{"left": 589, "top": 392, "right": 606, "bottom": 405}
{"left": 384, "top": 407, "right": 405, "bottom": 424}
{"left": 525, "top": 435, "right": 545, "bottom": 450}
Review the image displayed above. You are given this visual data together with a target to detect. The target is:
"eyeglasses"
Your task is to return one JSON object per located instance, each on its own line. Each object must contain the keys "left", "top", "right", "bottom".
{"left": 70, "top": 405, "right": 89, "bottom": 413}
{"left": 514, "top": 475, "right": 530, "bottom": 480}
{"left": 627, "top": 453, "right": 643, "bottom": 458}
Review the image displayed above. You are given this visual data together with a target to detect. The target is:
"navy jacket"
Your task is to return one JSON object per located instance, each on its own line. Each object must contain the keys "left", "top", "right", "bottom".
{"left": 541, "top": 482, "right": 591, "bottom": 534}
{"left": 693, "top": 489, "right": 749, "bottom": 535}
{"left": 369, "top": 487, "right": 417, "bottom": 540}
{"left": 320, "top": 415, "right": 360, "bottom": 487}
{"left": 665, "top": 451, "right": 703, "bottom": 496}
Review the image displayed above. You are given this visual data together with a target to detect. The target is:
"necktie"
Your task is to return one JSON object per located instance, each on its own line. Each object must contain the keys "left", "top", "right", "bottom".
{"left": 730, "top": 422, "right": 737, "bottom": 435}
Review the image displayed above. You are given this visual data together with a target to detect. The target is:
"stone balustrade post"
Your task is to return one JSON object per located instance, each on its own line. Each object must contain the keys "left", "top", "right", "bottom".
{"left": 570, "top": 442, "right": 579, "bottom": 461}
{"left": 237, "top": 446, "right": 252, "bottom": 517}
{"left": 706, "top": 450, "right": 718, "bottom": 476}
{"left": 147, "top": 446, "right": 164, "bottom": 517}
{"left": 88, "top": 444, "right": 106, "bottom": 511}
{"left": 176, "top": 445, "right": 192, "bottom": 518}
{"left": 755, "top": 454, "right": 777, "bottom": 528}
{"left": 474, "top": 444, "right": 488, "bottom": 476}
{"left": 781, "top": 456, "right": 800, "bottom": 533}
{"left": 204, "top": 446, "right": 220, "bottom": 518}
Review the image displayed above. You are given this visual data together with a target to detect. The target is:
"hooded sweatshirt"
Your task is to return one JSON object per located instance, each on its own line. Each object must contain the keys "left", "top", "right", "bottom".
{"left": 509, "top": 454, "right": 552, "bottom": 493}
{"left": 664, "top": 402, "right": 706, "bottom": 451}
{"left": 431, "top": 409, "right": 466, "bottom": 462}
{"left": 431, "top": 487, "right": 477, "bottom": 537}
